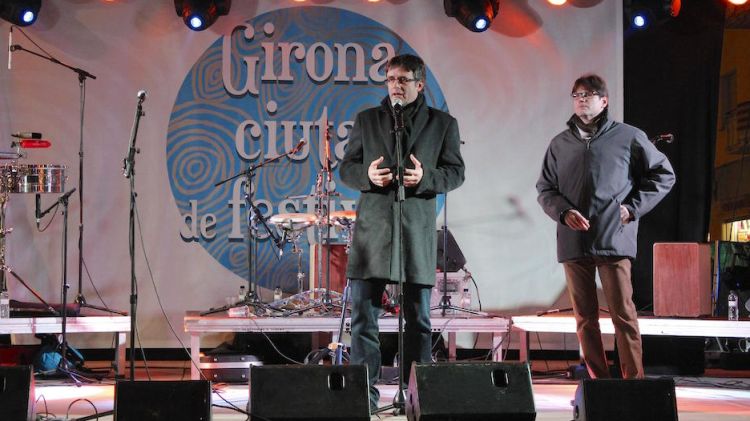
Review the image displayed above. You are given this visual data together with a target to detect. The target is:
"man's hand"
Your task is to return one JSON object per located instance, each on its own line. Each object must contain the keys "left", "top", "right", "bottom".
{"left": 402, "top": 154, "right": 423, "bottom": 187}
{"left": 368, "top": 156, "right": 393, "bottom": 187}
{"left": 564, "top": 209, "right": 590, "bottom": 231}
{"left": 620, "top": 205, "right": 632, "bottom": 224}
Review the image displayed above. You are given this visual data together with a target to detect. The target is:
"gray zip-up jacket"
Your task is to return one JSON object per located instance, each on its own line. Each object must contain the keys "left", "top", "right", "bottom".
{"left": 536, "top": 113, "right": 676, "bottom": 262}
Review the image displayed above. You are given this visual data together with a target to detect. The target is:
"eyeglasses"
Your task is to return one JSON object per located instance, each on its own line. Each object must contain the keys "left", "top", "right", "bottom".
{"left": 571, "top": 91, "right": 600, "bottom": 99}
{"left": 386, "top": 76, "right": 418, "bottom": 85}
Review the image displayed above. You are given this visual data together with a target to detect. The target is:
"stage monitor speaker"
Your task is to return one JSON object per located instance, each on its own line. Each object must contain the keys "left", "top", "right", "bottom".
{"left": 406, "top": 362, "right": 536, "bottom": 421}
{"left": 437, "top": 228, "right": 466, "bottom": 272}
{"left": 653, "top": 242, "right": 712, "bottom": 317}
{"left": 249, "top": 364, "right": 370, "bottom": 421}
{"left": 573, "top": 378, "right": 677, "bottom": 421}
{"left": 0, "top": 365, "right": 34, "bottom": 421}
{"left": 114, "top": 380, "right": 211, "bottom": 421}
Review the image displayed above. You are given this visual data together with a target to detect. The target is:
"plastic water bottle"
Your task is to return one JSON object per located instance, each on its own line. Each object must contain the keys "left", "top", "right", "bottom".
{"left": 728, "top": 290, "right": 739, "bottom": 321}
{"left": 273, "top": 286, "right": 283, "bottom": 301}
{"left": 0, "top": 289, "right": 10, "bottom": 319}
{"left": 228, "top": 305, "right": 251, "bottom": 318}
{"left": 238, "top": 285, "right": 246, "bottom": 302}
{"left": 460, "top": 288, "right": 471, "bottom": 309}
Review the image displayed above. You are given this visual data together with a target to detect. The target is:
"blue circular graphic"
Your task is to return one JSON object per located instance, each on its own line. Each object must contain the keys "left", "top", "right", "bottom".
{"left": 167, "top": 6, "right": 449, "bottom": 291}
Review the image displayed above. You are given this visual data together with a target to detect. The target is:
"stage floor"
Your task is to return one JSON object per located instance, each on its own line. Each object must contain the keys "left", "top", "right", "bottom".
{"left": 31, "top": 364, "right": 750, "bottom": 420}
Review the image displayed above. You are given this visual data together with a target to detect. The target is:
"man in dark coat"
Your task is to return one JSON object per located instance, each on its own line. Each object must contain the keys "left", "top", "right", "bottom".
{"left": 340, "top": 54, "right": 465, "bottom": 410}
{"left": 536, "top": 74, "right": 675, "bottom": 379}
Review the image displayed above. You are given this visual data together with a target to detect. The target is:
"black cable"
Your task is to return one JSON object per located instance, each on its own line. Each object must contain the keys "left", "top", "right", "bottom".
{"left": 14, "top": 26, "right": 55, "bottom": 59}
{"left": 82, "top": 258, "right": 111, "bottom": 310}
{"left": 36, "top": 203, "right": 59, "bottom": 232}
{"left": 66, "top": 398, "right": 99, "bottom": 420}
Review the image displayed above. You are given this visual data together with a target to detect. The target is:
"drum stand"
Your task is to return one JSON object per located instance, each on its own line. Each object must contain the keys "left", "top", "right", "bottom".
{"left": 0, "top": 192, "right": 58, "bottom": 316}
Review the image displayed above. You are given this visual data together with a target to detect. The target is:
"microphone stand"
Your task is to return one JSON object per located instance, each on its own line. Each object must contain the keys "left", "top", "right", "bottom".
{"left": 376, "top": 103, "right": 406, "bottom": 415}
{"left": 10, "top": 41, "right": 119, "bottom": 316}
{"left": 123, "top": 94, "right": 145, "bottom": 381}
{"left": 38, "top": 188, "right": 83, "bottom": 384}
{"left": 202, "top": 146, "right": 301, "bottom": 316}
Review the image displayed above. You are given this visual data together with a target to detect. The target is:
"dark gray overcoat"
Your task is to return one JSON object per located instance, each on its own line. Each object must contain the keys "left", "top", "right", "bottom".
{"left": 339, "top": 95, "right": 465, "bottom": 286}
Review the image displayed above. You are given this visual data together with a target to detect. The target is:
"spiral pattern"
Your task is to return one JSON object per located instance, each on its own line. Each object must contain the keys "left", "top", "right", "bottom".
{"left": 166, "top": 6, "right": 448, "bottom": 290}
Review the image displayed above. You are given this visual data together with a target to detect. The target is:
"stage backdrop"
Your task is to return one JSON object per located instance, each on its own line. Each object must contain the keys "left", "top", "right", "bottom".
{"left": 0, "top": 0, "right": 622, "bottom": 349}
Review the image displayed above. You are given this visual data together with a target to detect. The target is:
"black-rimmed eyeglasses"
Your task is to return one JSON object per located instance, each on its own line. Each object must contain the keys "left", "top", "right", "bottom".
{"left": 571, "top": 91, "right": 600, "bottom": 99}
{"left": 386, "top": 76, "right": 418, "bottom": 85}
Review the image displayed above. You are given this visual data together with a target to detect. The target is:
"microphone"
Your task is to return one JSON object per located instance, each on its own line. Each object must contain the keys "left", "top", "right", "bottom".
{"left": 292, "top": 139, "right": 306, "bottom": 153}
{"left": 35, "top": 193, "right": 41, "bottom": 226}
{"left": 16, "top": 139, "right": 51, "bottom": 148}
{"left": 392, "top": 98, "right": 403, "bottom": 113}
{"left": 8, "top": 26, "right": 12, "bottom": 70}
{"left": 11, "top": 131, "right": 42, "bottom": 139}
{"left": 391, "top": 98, "right": 404, "bottom": 131}
{"left": 137, "top": 90, "right": 147, "bottom": 103}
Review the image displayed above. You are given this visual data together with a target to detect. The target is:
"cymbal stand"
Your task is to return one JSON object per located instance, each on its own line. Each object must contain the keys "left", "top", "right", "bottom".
{"left": 331, "top": 218, "right": 354, "bottom": 364}
{"left": 0, "top": 192, "right": 57, "bottom": 316}
{"left": 300, "top": 125, "right": 342, "bottom": 313}
{"left": 307, "top": 217, "right": 354, "bottom": 363}
{"left": 203, "top": 145, "right": 304, "bottom": 316}
{"left": 280, "top": 225, "right": 305, "bottom": 294}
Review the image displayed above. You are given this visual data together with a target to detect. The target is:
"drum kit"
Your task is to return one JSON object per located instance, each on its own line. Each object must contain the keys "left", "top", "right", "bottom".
{"left": 268, "top": 209, "right": 356, "bottom": 303}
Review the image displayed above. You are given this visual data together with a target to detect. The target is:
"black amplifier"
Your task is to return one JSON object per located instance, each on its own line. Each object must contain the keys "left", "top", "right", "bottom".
{"left": 199, "top": 354, "right": 262, "bottom": 383}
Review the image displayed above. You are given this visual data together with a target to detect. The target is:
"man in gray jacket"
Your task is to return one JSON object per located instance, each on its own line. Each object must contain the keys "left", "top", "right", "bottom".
{"left": 536, "top": 74, "right": 675, "bottom": 379}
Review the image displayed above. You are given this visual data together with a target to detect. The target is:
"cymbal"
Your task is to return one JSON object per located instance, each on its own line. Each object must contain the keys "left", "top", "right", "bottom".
{"left": 270, "top": 213, "right": 318, "bottom": 230}
{"left": 286, "top": 191, "right": 340, "bottom": 200}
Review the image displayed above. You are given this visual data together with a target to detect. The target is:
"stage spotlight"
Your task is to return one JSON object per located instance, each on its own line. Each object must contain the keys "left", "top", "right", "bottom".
{"left": 728, "top": 0, "right": 748, "bottom": 5}
{"left": 444, "top": 0, "right": 499, "bottom": 33}
{"left": 0, "top": 0, "right": 41, "bottom": 27}
{"left": 174, "top": 0, "right": 231, "bottom": 32}
{"left": 632, "top": 11, "right": 648, "bottom": 28}
{"left": 630, "top": 10, "right": 652, "bottom": 30}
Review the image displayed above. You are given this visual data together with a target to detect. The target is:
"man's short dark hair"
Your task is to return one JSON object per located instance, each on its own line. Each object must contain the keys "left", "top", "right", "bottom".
{"left": 386, "top": 54, "right": 425, "bottom": 82}
{"left": 572, "top": 74, "right": 608, "bottom": 97}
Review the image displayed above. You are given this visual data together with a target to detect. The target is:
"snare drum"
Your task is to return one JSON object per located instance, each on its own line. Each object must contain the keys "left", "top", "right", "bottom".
{"left": 269, "top": 213, "right": 318, "bottom": 231}
{"left": 9, "top": 164, "right": 67, "bottom": 193}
